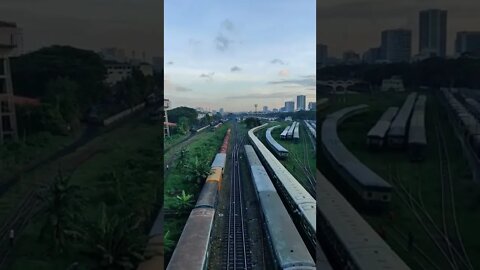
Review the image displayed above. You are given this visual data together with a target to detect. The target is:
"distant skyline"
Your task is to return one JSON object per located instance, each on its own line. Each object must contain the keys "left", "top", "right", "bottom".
{"left": 318, "top": 0, "right": 480, "bottom": 57}
{"left": 165, "top": 0, "right": 316, "bottom": 112}
{"left": 0, "top": 0, "right": 162, "bottom": 58}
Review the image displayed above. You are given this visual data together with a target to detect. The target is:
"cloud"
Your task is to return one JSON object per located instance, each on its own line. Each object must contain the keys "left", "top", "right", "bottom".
{"left": 167, "top": 61, "right": 174, "bottom": 65}
{"left": 200, "top": 72, "right": 215, "bottom": 80}
{"left": 221, "top": 19, "right": 235, "bottom": 32}
{"left": 270, "top": 58, "right": 286, "bottom": 65}
{"left": 268, "top": 77, "right": 316, "bottom": 87}
{"left": 278, "top": 69, "right": 289, "bottom": 77}
{"left": 230, "top": 66, "right": 242, "bottom": 72}
{"left": 188, "top": 38, "right": 201, "bottom": 47}
{"left": 175, "top": 86, "right": 192, "bottom": 92}
{"left": 215, "top": 33, "right": 232, "bottom": 51}
{"left": 227, "top": 91, "right": 300, "bottom": 99}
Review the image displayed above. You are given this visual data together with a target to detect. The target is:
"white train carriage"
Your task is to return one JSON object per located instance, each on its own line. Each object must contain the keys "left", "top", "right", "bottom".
{"left": 408, "top": 95, "right": 427, "bottom": 161}
{"left": 266, "top": 126, "right": 289, "bottom": 159}
{"left": 293, "top": 122, "right": 300, "bottom": 142}
{"left": 280, "top": 126, "right": 289, "bottom": 139}
{"left": 244, "top": 145, "right": 321, "bottom": 270}
{"left": 388, "top": 92, "right": 418, "bottom": 148}
{"left": 367, "top": 107, "right": 398, "bottom": 148}
{"left": 287, "top": 122, "right": 296, "bottom": 139}
{"left": 211, "top": 153, "right": 226, "bottom": 172}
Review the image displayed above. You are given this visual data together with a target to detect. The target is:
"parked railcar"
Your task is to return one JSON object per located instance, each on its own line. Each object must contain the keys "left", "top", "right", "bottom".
{"left": 244, "top": 145, "right": 322, "bottom": 270}
{"left": 248, "top": 124, "right": 316, "bottom": 252}
{"left": 316, "top": 170, "right": 410, "bottom": 270}
{"left": 266, "top": 125, "right": 289, "bottom": 159}
{"left": 287, "top": 122, "right": 296, "bottom": 139}
{"left": 293, "top": 122, "right": 300, "bottom": 142}
{"left": 408, "top": 95, "right": 427, "bottom": 161}
{"left": 367, "top": 107, "right": 398, "bottom": 148}
{"left": 211, "top": 153, "right": 226, "bottom": 173}
{"left": 166, "top": 208, "right": 215, "bottom": 270}
{"left": 321, "top": 105, "right": 393, "bottom": 207}
{"left": 388, "top": 92, "right": 418, "bottom": 148}
{"left": 280, "top": 126, "right": 290, "bottom": 139}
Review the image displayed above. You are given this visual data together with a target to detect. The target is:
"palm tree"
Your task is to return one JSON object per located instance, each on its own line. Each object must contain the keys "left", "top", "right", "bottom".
{"left": 78, "top": 203, "right": 146, "bottom": 270}
{"left": 37, "top": 170, "right": 83, "bottom": 254}
{"left": 186, "top": 156, "right": 211, "bottom": 184}
{"left": 174, "top": 190, "right": 193, "bottom": 213}
{"left": 163, "top": 230, "right": 175, "bottom": 254}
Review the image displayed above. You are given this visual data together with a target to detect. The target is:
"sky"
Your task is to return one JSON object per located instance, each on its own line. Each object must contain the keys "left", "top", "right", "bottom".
{"left": 0, "top": 0, "right": 162, "bottom": 59}
{"left": 165, "top": 0, "right": 316, "bottom": 112}
{"left": 318, "top": 0, "right": 480, "bottom": 57}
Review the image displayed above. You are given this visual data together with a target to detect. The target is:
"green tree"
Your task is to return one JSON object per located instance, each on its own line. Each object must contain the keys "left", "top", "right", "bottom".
{"left": 37, "top": 170, "right": 83, "bottom": 254}
{"left": 186, "top": 156, "right": 211, "bottom": 184}
{"left": 174, "top": 190, "right": 193, "bottom": 213}
{"left": 163, "top": 230, "right": 175, "bottom": 253}
{"left": 78, "top": 203, "right": 145, "bottom": 270}
{"left": 44, "top": 77, "right": 81, "bottom": 129}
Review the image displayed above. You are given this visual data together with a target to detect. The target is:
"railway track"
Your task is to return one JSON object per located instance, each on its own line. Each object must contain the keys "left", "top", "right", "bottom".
{"left": 288, "top": 125, "right": 316, "bottom": 195}
{"left": 223, "top": 127, "right": 252, "bottom": 270}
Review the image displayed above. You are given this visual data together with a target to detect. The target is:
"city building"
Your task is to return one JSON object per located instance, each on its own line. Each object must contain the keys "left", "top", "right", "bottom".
{"left": 419, "top": 9, "right": 447, "bottom": 58}
{"left": 285, "top": 101, "right": 295, "bottom": 112}
{"left": 308, "top": 102, "right": 316, "bottom": 111}
{"left": 139, "top": 63, "right": 154, "bottom": 77}
{"left": 263, "top": 106, "right": 268, "bottom": 113}
{"left": 152, "top": 56, "right": 163, "bottom": 72}
{"left": 296, "top": 95, "right": 306, "bottom": 111}
{"left": 0, "top": 21, "right": 23, "bottom": 56}
{"left": 219, "top": 108, "right": 224, "bottom": 114}
{"left": 317, "top": 43, "right": 328, "bottom": 67}
{"left": 100, "top": 47, "right": 127, "bottom": 62}
{"left": 105, "top": 61, "right": 133, "bottom": 86}
{"left": 455, "top": 31, "right": 480, "bottom": 57}
{"left": 362, "top": 47, "right": 383, "bottom": 64}
{"left": 342, "top": 50, "right": 361, "bottom": 64}
{"left": 272, "top": 108, "right": 278, "bottom": 113}
{"left": 381, "top": 29, "right": 412, "bottom": 63}
{"left": 381, "top": 76, "right": 405, "bottom": 92}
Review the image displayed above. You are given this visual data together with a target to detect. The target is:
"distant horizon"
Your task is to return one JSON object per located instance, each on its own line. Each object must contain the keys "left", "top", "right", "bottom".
{"left": 165, "top": 0, "right": 316, "bottom": 112}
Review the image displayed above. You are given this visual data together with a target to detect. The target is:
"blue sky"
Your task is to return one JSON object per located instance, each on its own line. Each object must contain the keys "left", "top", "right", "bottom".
{"left": 165, "top": 0, "right": 316, "bottom": 112}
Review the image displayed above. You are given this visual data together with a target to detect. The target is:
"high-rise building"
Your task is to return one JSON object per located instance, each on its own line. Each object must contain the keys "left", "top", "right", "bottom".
{"left": 219, "top": 108, "right": 224, "bottom": 114}
{"left": 362, "top": 47, "right": 383, "bottom": 64}
{"left": 381, "top": 29, "right": 412, "bottom": 62}
{"left": 342, "top": 50, "right": 360, "bottom": 64}
{"left": 419, "top": 9, "right": 447, "bottom": 58}
{"left": 272, "top": 108, "right": 278, "bottom": 113}
{"left": 100, "top": 47, "right": 127, "bottom": 62}
{"left": 296, "top": 95, "right": 306, "bottom": 111}
{"left": 317, "top": 43, "right": 328, "bottom": 67}
{"left": 0, "top": 21, "right": 23, "bottom": 56}
{"left": 285, "top": 101, "right": 295, "bottom": 112}
{"left": 455, "top": 31, "right": 480, "bottom": 57}
{"left": 263, "top": 106, "right": 268, "bottom": 113}
{"left": 308, "top": 102, "right": 316, "bottom": 111}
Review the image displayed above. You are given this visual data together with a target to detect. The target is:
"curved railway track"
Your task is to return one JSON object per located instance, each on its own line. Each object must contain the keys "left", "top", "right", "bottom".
{"left": 223, "top": 128, "right": 252, "bottom": 270}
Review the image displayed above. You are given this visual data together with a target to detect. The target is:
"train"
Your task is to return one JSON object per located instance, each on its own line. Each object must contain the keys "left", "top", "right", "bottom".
{"left": 293, "top": 122, "right": 300, "bottom": 142}
{"left": 321, "top": 105, "right": 393, "bottom": 206}
{"left": 316, "top": 170, "right": 410, "bottom": 269}
{"left": 244, "top": 145, "right": 321, "bottom": 270}
{"left": 248, "top": 124, "right": 316, "bottom": 252}
{"left": 266, "top": 125, "right": 289, "bottom": 159}
{"left": 280, "top": 126, "right": 290, "bottom": 139}
{"left": 408, "top": 95, "right": 427, "bottom": 161}
{"left": 304, "top": 120, "right": 316, "bottom": 139}
{"left": 166, "top": 129, "right": 231, "bottom": 270}
{"left": 366, "top": 107, "right": 398, "bottom": 148}
{"left": 388, "top": 92, "right": 418, "bottom": 148}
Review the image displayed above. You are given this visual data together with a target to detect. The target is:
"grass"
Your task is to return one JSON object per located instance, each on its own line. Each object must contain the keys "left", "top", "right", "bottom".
{"left": 318, "top": 91, "right": 480, "bottom": 269}
{"left": 7, "top": 113, "right": 162, "bottom": 270}
{"left": 163, "top": 123, "right": 231, "bottom": 263}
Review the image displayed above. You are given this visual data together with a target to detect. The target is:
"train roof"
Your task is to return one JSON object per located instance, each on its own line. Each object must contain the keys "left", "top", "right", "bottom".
{"left": 388, "top": 92, "right": 418, "bottom": 137}
{"left": 321, "top": 105, "right": 392, "bottom": 189}
{"left": 211, "top": 153, "right": 226, "bottom": 168}
{"left": 367, "top": 107, "right": 398, "bottom": 138}
{"left": 408, "top": 95, "right": 427, "bottom": 145}
{"left": 280, "top": 126, "right": 290, "bottom": 136}
{"left": 316, "top": 171, "right": 410, "bottom": 270}
{"left": 266, "top": 126, "right": 289, "bottom": 153}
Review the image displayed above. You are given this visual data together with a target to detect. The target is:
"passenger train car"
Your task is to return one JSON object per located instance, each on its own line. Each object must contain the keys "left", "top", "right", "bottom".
{"left": 304, "top": 120, "right": 316, "bottom": 139}
{"left": 248, "top": 124, "right": 316, "bottom": 251}
{"left": 408, "top": 95, "right": 427, "bottom": 161}
{"left": 287, "top": 122, "right": 296, "bottom": 139}
{"left": 293, "top": 122, "right": 300, "bottom": 142}
{"left": 321, "top": 105, "right": 393, "bottom": 206}
{"left": 367, "top": 107, "right": 398, "bottom": 148}
{"left": 166, "top": 129, "right": 231, "bottom": 270}
{"left": 266, "top": 125, "right": 289, "bottom": 159}
{"left": 388, "top": 92, "right": 418, "bottom": 148}
{"left": 244, "top": 145, "right": 321, "bottom": 270}
{"left": 280, "top": 126, "right": 289, "bottom": 139}
{"left": 317, "top": 170, "right": 410, "bottom": 270}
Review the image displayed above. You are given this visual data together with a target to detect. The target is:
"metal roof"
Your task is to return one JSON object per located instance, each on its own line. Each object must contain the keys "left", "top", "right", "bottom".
{"left": 321, "top": 105, "right": 392, "bottom": 188}
{"left": 408, "top": 95, "right": 427, "bottom": 145}
{"left": 367, "top": 107, "right": 399, "bottom": 138}
{"left": 211, "top": 153, "right": 226, "bottom": 168}
{"left": 388, "top": 92, "right": 418, "bottom": 137}
{"left": 317, "top": 171, "right": 410, "bottom": 270}
{"left": 266, "top": 126, "right": 289, "bottom": 153}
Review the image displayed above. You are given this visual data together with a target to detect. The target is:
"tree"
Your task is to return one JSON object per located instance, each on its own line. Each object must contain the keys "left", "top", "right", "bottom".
{"left": 186, "top": 156, "right": 211, "bottom": 184}
{"left": 163, "top": 230, "right": 175, "bottom": 254}
{"left": 244, "top": 117, "right": 261, "bottom": 128}
{"left": 37, "top": 170, "right": 83, "bottom": 254}
{"left": 176, "top": 117, "right": 190, "bottom": 135}
{"left": 44, "top": 77, "right": 81, "bottom": 129}
{"left": 174, "top": 190, "right": 194, "bottom": 213}
{"left": 78, "top": 203, "right": 145, "bottom": 270}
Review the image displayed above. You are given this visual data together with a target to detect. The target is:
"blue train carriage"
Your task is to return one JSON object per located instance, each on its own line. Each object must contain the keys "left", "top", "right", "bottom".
{"left": 367, "top": 107, "right": 398, "bottom": 149}
{"left": 266, "top": 125, "right": 289, "bottom": 159}
{"left": 408, "top": 95, "right": 427, "bottom": 161}
{"left": 244, "top": 145, "right": 322, "bottom": 270}
{"left": 247, "top": 125, "right": 316, "bottom": 251}
{"left": 316, "top": 171, "right": 410, "bottom": 270}
{"left": 166, "top": 208, "right": 215, "bottom": 270}
{"left": 321, "top": 105, "right": 393, "bottom": 207}
{"left": 387, "top": 92, "right": 418, "bottom": 148}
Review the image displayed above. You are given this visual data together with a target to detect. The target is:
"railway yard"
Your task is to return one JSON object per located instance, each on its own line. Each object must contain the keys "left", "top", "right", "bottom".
{"left": 318, "top": 90, "right": 480, "bottom": 270}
